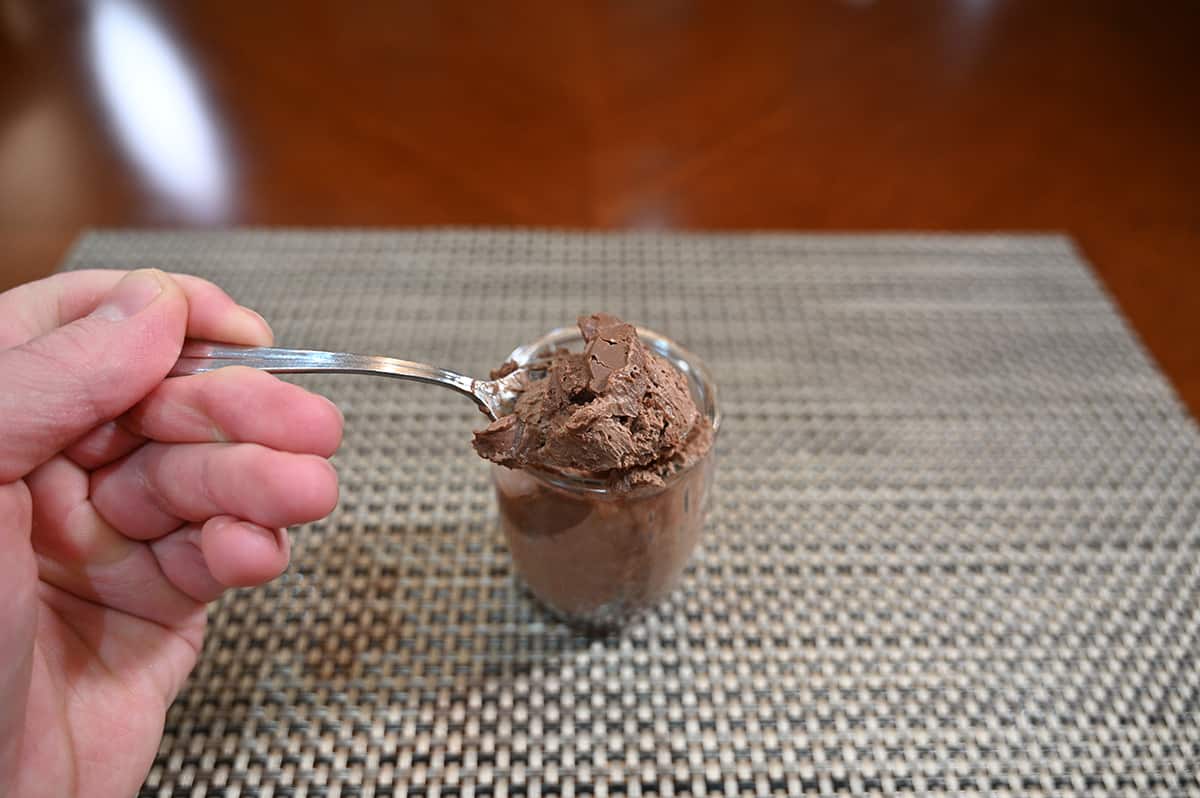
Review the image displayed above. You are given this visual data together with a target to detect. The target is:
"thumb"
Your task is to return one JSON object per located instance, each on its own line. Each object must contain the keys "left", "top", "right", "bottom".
{"left": 0, "top": 269, "right": 188, "bottom": 483}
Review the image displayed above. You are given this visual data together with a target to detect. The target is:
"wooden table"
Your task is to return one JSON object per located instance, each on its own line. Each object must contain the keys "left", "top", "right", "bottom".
{"left": 3, "top": 1, "right": 1197, "bottom": 416}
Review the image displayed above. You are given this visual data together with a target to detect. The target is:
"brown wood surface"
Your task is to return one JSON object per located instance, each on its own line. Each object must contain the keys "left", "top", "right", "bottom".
{"left": 2, "top": 1, "right": 1198, "bottom": 414}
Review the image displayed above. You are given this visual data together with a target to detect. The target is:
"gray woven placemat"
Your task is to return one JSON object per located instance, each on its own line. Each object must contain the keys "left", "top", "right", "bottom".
{"left": 63, "top": 230, "right": 1200, "bottom": 797}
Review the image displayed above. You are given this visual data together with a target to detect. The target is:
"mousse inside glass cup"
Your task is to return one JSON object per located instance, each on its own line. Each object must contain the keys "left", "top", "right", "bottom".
{"left": 473, "top": 313, "right": 719, "bottom": 628}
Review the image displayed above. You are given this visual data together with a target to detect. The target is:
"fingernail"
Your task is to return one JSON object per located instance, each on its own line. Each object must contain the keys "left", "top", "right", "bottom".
{"left": 252, "top": 523, "right": 290, "bottom": 557}
{"left": 241, "top": 306, "right": 270, "bottom": 328}
{"left": 224, "top": 303, "right": 273, "bottom": 343}
{"left": 239, "top": 305, "right": 274, "bottom": 345}
{"left": 93, "top": 270, "right": 165, "bottom": 321}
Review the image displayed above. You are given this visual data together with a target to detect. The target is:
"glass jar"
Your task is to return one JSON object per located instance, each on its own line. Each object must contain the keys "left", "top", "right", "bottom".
{"left": 491, "top": 325, "right": 720, "bottom": 628}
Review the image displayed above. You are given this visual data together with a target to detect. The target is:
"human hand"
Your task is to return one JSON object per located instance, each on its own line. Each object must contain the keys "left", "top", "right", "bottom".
{"left": 0, "top": 270, "right": 343, "bottom": 798}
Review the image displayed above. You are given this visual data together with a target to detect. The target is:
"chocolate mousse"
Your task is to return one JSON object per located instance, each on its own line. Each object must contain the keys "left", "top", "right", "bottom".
{"left": 474, "top": 312, "right": 713, "bottom": 490}
{"left": 475, "top": 313, "right": 717, "bottom": 627}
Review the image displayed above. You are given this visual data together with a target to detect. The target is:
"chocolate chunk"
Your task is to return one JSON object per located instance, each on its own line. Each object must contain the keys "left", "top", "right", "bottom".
{"left": 473, "top": 313, "right": 711, "bottom": 491}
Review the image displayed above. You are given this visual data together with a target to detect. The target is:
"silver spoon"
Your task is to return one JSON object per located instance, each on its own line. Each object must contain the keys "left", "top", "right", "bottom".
{"left": 169, "top": 340, "right": 534, "bottom": 419}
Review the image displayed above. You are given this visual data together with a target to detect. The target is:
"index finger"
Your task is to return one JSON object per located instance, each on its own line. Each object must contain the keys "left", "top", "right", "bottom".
{"left": 0, "top": 269, "right": 273, "bottom": 350}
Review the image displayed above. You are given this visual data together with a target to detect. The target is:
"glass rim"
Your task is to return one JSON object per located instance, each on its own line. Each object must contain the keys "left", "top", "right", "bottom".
{"left": 500, "top": 324, "right": 720, "bottom": 496}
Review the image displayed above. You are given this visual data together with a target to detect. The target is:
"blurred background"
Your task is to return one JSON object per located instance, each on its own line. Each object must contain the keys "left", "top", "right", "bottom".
{"left": 1, "top": 0, "right": 1197, "bottom": 414}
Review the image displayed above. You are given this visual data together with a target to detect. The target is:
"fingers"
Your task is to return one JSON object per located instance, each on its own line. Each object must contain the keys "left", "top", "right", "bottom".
{"left": 126, "top": 367, "right": 343, "bottom": 456}
{"left": 29, "top": 454, "right": 295, "bottom": 626}
{"left": 0, "top": 270, "right": 189, "bottom": 482}
{"left": 42, "top": 515, "right": 290, "bottom": 610}
{"left": 26, "top": 455, "right": 202, "bottom": 629}
{"left": 146, "top": 525, "right": 226, "bottom": 603}
{"left": 200, "top": 516, "right": 291, "bottom": 589}
{"left": 148, "top": 519, "right": 290, "bottom": 603}
{"left": 0, "top": 483, "right": 37, "bottom": 784}
{"left": 0, "top": 267, "right": 295, "bottom": 480}
{"left": 62, "top": 421, "right": 146, "bottom": 470}
{"left": 90, "top": 442, "right": 339, "bottom": 540}
{"left": 0, "top": 268, "right": 273, "bottom": 351}
{"left": 63, "top": 368, "right": 344, "bottom": 470}
{"left": 201, "top": 516, "right": 291, "bottom": 587}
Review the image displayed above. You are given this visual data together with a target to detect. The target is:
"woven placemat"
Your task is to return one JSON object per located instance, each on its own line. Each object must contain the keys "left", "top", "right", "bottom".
{"left": 64, "top": 230, "right": 1200, "bottom": 797}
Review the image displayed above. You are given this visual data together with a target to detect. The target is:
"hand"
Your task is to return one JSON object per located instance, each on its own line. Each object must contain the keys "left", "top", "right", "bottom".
{"left": 0, "top": 270, "right": 344, "bottom": 798}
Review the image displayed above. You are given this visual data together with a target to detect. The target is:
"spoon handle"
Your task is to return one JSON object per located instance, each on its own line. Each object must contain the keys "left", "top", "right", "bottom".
{"left": 170, "top": 339, "right": 483, "bottom": 407}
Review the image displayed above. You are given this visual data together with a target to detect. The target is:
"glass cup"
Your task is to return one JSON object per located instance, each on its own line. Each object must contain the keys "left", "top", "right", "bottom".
{"left": 490, "top": 325, "right": 720, "bottom": 628}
